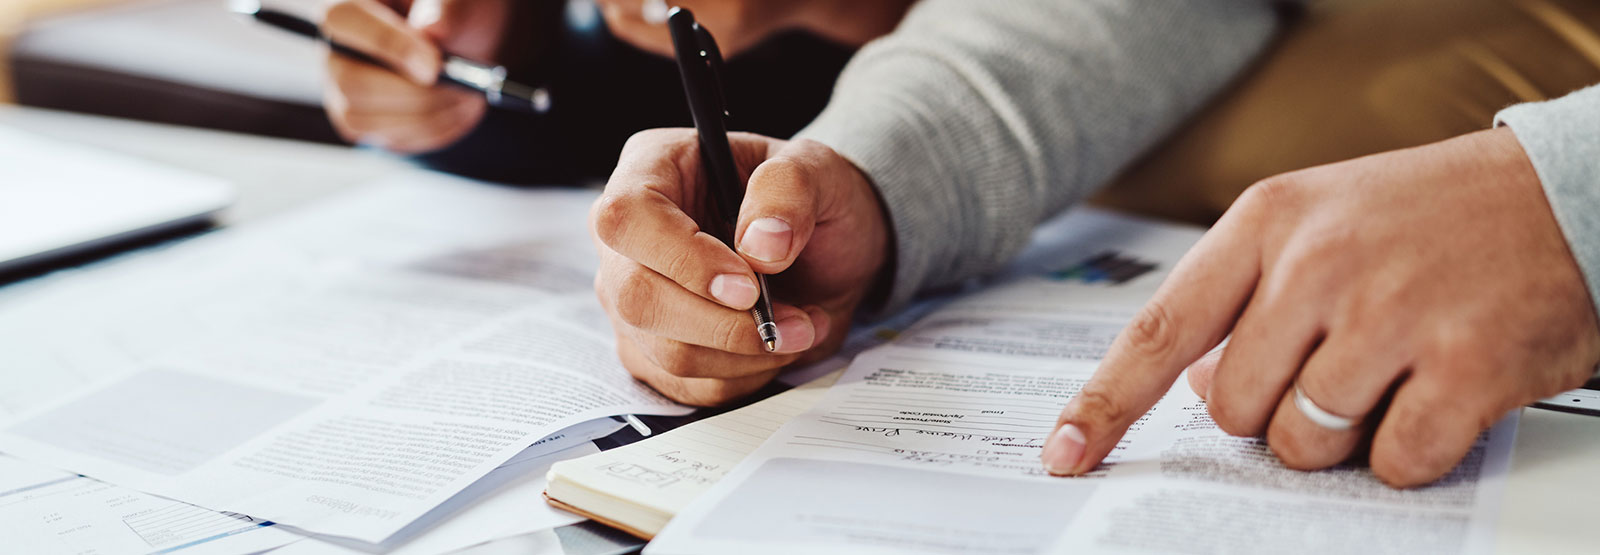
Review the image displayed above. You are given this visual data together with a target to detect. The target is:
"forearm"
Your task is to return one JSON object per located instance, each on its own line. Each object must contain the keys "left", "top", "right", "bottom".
{"left": 797, "top": 0, "right": 1287, "bottom": 313}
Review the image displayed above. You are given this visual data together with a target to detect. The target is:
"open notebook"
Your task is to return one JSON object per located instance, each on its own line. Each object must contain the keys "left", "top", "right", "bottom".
{"left": 543, "top": 371, "right": 842, "bottom": 539}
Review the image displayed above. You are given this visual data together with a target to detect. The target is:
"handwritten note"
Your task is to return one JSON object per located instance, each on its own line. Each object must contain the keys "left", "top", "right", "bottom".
{"left": 545, "top": 370, "right": 841, "bottom": 531}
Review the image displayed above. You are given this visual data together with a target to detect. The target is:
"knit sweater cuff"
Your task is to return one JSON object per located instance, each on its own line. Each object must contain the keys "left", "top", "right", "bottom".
{"left": 1496, "top": 84, "right": 1600, "bottom": 322}
{"left": 796, "top": 52, "right": 1029, "bottom": 316}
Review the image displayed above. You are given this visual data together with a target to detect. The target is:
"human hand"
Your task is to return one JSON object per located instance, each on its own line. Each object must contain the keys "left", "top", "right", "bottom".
{"left": 1044, "top": 127, "right": 1600, "bottom": 487}
{"left": 591, "top": 129, "right": 889, "bottom": 406}
{"left": 593, "top": 0, "right": 911, "bottom": 58}
{"left": 322, "top": 0, "right": 508, "bottom": 153}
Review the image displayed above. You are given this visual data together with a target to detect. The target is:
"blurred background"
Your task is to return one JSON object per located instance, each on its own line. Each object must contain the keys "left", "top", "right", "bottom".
{"left": 6, "top": 0, "right": 1598, "bottom": 213}
{"left": 2, "top": 0, "right": 334, "bottom": 142}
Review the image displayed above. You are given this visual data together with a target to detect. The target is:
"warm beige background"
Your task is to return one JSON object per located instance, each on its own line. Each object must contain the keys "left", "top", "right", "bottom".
{"left": 1096, "top": 0, "right": 1600, "bottom": 224}
{"left": 0, "top": 0, "right": 132, "bottom": 102}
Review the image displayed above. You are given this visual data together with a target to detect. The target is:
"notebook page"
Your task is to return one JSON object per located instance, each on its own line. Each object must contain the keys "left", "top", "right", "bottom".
{"left": 549, "top": 370, "right": 841, "bottom": 517}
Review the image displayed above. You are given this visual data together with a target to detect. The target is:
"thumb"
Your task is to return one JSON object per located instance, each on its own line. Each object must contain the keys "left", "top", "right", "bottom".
{"left": 734, "top": 139, "right": 830, "bottom": 274}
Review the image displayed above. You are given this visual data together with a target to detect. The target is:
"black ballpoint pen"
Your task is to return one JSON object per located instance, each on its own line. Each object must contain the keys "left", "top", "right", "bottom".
{"left": 229, "top": 0, "right": 549, "bottom": 114}
{"left": 666, "top": 8, "right": 780, "bottom": 352}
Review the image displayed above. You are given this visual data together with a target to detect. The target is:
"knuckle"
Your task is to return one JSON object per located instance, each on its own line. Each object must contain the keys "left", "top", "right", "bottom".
{"left": 1372, "top": 408, "right": 1461, "bottom": 488}
{"left": 621, "top": 128, "right": 685, "bottom": 153}
{"left": 712, "top": 315, "right": 748, "bottom": 353}
{"left": 756, "top": 155, "right": 808, "bottom": 183}
{"left": 1371, "top": 444, "right": 1442, "bottom": 488}
{"left": 1207, "top": 398, "right": 1261, "bottom": 437}
{"left": 593, "top": 274, "right": 610, "bottom": 311}
{"left": 1338, "top": 287, "right": 1410, "bottom": 338}
{"left": 1240, "top": 175, "right": 1305, "bottom": 214}
{"left": 656, "top": 343, "right": 702, "bottom": 378}
{"left": 788, "top": 137, "right": 834, "bottom": 156}
{"left": 1121, "top": 301, "right": 1181, "bottom": 360}
{"left": 1067, "top": 386, "right": 1129, "bottom": 428}
{"left": 612, "top": 269, "right": 658, "bottom": 329}
{"left": 616, "top": 333, "right": 657, "bottom": 380}
{"left": 589, "top": 193, "right": 633, "bottom": 245}
{"left": 660, "top": 245, "right": 697, "bottom": 283}
{"left": 1265, "top": 422, "right": 1327, "bottom": 471}
{"left": 1226, "top": 175, "right": 1306, "bottom": 229}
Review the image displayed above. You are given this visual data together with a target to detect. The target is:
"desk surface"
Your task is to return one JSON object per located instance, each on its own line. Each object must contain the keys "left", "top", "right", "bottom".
{"left": 1, "top": 106, "right": 1595, "bottom": 554}
{"left": 0, "top": 105, "right": 405, "bottom": 224}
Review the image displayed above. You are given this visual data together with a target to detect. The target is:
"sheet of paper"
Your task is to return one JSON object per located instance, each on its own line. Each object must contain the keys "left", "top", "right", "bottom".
{"left": 649, "top": 209, "right": 1517, "bottom": 555}
{"left": 0, "top": 454, "right": 299, "bottom": 555}
{"left": 0, "top": 173, "right": 691, "bottom": 543}
{"left": 1, "top": 173, "right": 614, "bottom": 420}
{"left": 276, "top": 441, "right": 602, "bottom": 555}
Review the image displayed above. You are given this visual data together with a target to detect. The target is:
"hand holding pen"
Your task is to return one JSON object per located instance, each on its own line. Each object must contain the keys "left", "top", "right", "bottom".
{"left": 665, "top": 9, "right": 781, "bottom": 352}
{"left": 234, "top": 0, "right": 546, "bottom": 153}
{"left": 586, "top": 10, "right": 891, "bottom": 407}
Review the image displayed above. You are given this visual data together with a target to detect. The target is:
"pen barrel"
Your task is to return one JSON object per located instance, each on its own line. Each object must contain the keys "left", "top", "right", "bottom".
{"left": 668, "top": 9, "right": 744, "bottom": 237}
{"left": 750, "top": 274, "right": 778, "bottom": 341}
{"left": 244, "top": 6, "right": 548, "bottom": 114}
{"left": 251, "top": 7, "right": 321, "bottom": 40}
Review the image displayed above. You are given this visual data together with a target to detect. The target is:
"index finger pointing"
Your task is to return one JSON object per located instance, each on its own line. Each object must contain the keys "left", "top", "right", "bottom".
{"left": 1043, "top": 211, "right": 1264, "bottom": 476}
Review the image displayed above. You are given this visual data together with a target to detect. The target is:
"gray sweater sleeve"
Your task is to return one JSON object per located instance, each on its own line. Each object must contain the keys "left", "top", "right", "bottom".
{"left": 1496, "top": 85, "right": 1600, "bottom": 320}
{"left": 794, "top": 0, "right": 1284, "bottom": 313}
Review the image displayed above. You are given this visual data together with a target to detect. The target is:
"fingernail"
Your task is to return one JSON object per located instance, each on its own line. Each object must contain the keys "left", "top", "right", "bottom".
{"left": 1041, "top": 424, "right": 1086, "bottom": 476}
{"left": 739, "top": 218, "right": 793, "bottom": 262}
{"left": 772, "top": 313, "right": 814, "bottom": 354}
{"left": 709, "top": 274, "right": 758, "bottom": 308}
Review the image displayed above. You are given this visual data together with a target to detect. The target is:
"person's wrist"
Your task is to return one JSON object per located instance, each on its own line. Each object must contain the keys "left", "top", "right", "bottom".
{"left": 852, "top": 163, "right": 896, "bottom": 316}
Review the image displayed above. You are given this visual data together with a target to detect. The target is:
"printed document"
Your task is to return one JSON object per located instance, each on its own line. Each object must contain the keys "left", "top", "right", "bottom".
{"left": 276, "top": 439, "right": 603, "bottom": 555}
{"left": 649, "top": 211, "right": 1516, "bottom": 555}
{"left": 0, "top": 174, "right": 690, "bottom": 543}
{"left": 0, "top": 454, "right": 297, "bottom": 555}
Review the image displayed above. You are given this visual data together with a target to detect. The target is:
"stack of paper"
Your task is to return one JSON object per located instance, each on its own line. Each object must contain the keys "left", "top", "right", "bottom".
{"left": 0, "top": 173, "right": 693, "bottom": 552}
{"left": 0, "top": 454, "right": 299, "bottom": 554}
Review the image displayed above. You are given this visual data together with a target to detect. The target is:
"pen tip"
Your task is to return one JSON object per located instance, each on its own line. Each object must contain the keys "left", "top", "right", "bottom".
{"left": 764, "top": 340, "right": 777, "bottom": 352}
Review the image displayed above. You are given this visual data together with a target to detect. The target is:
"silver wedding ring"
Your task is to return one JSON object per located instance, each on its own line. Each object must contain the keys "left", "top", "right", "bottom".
{"left": 1293, "top": 383, "right": 1358, "bottom": 431}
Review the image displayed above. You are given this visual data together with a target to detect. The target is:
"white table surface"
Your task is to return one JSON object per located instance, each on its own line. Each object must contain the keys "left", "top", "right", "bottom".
{"left": 0, "top": 106, "right": 1594, "bottom": 554}
{"left": 0, "top": 105, "right": 407, "bottom": 224}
